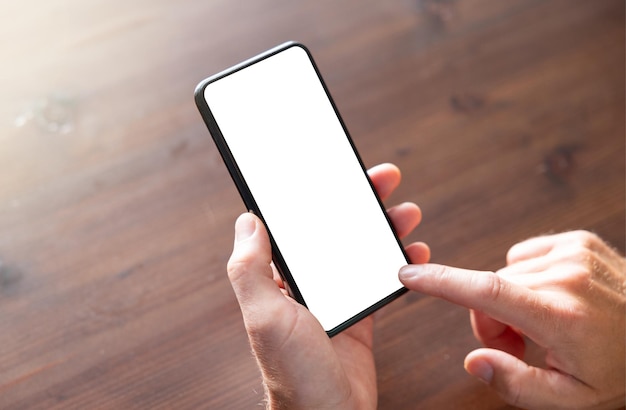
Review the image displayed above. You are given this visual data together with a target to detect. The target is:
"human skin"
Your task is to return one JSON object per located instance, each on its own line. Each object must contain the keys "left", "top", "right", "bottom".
{"left": 227, "top": 163, "right": 430, "bottom": 409}
{"left": 227, "top": 163, "right": 626, "bottom": 409}
{"left": 400, "top": 230, "right": 626, "bottom": 409}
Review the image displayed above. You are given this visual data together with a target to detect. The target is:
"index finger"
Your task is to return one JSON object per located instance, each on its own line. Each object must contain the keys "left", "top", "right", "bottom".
{"left": 399, "top": 263, "right": 551, "bottom": 344}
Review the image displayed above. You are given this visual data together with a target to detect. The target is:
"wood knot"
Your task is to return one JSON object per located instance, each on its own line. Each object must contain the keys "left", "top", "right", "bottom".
{"left": 417, "top": 0, "right": 458, "bottom": 24}
{"left": 543, "top": 145, "right": 580, "bottom": 183}
{"left": 0, "top": 259, "right": 23, "bottom": 294}
{"left": 450, "top": 93, "right": 485, "bottom": 114}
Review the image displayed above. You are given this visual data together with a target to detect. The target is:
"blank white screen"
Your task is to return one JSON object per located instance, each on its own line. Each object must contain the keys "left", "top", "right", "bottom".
{"left": 204, "top": 45, "right": 407, "bottom": 332}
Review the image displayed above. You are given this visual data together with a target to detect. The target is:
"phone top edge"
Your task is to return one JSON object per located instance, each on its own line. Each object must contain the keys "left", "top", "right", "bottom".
{"left": 194, "top": 41, "right": 305, "bottom": 99}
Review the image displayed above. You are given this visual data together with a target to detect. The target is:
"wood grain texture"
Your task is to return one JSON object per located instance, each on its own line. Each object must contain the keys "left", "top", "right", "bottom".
{"left": 1, "top": 1, "right": 623, "bottom": 408}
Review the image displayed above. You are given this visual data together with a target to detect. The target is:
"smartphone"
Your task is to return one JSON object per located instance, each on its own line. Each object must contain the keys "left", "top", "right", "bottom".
{"left": 195, "top": 42, "right": 409, "bottom": 336}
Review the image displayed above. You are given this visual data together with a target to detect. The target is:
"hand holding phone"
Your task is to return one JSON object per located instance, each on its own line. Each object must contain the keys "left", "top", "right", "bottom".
{"left": 226, "top": 164, "right": 428, "bottom": 409}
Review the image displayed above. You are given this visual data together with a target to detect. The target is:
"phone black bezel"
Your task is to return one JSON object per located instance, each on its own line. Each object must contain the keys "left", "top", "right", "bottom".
{"left": 194, "top": 41, "right": 409, "bottom": 337}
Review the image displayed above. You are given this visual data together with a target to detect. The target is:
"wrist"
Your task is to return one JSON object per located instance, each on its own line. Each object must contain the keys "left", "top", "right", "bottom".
{"left": 264, "top": 386, "right": 368, "bottom": 410}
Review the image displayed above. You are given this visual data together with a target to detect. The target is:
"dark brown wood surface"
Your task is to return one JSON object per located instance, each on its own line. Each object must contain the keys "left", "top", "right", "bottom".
{"left": 1, "top": 1, "right": 624, "bottom": 408}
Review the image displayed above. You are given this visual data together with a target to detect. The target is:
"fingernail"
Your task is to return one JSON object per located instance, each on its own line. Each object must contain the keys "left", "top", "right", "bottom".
{"left": 467, "top": 359, "right": 494, "bottom": 384}
{"left": 398, "top": 264, "right": 423, "bottom": 280}
{"left": 235, "top": 213, "right": 256, "bottom": 242}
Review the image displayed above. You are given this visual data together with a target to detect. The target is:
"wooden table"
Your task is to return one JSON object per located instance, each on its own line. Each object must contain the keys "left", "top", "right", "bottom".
{"left": 1, "top": 1, "right": 624, "bottom": 408}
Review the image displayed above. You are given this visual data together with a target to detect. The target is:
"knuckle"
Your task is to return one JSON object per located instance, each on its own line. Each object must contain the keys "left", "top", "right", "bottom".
{"left": 226, "top": 239, "right": 273, "bottom": 286}
{"left": 569, "top": 230, "right": 602, "bottom": 250}
{"left": 246, "top": 311, "right": 277, "bottom": 340}
{"left": 429, "top": 264, "right": 459, "bottom": 298}
{"left": 548, "top": 300, "right": 585, "bottom": 336}
{"left": 226, "top": 257, "right": 247, "bottom": 282}
{"left": 246, "top": 304, "right": 297, "bottom": 353}
{"left": 475, "top": 272, "right": 504, "bottom": 303}
{"left": 558, "top": 248, "right": 598, "bottom": 292}
{"left": 505, "top": 245, "right": 519, "bottom": 263}
{"left": 226, "top": 245, "right": 260, "bottom": 284}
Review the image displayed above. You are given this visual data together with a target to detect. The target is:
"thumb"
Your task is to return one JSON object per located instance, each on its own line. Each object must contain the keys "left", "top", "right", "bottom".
{"left": 464, "top": 348, "right": 590, "bottom": 409}
{"left": 227, "top": 213, "right": 285, "bottom": 316}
